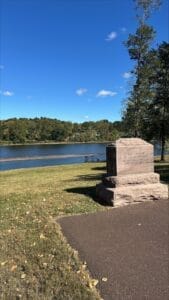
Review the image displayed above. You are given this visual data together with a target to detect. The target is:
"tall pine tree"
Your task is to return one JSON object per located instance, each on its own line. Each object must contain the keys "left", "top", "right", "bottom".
{"left": 123, "top": 0, "right": 161, "bottom": 137}
{"left": 146, "top": 42, "right": 169, "bottom": 160}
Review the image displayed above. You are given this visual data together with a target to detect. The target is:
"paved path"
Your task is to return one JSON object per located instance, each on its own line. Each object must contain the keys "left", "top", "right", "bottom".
{"left": 59, "top": 200, "right": 169, "bottom": 300}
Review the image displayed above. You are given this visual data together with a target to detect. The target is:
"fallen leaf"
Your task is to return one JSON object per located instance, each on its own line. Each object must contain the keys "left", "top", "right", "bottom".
{"left": 92, "top": 279, "right": 99, "bottom": 286}
{"left": 11, "top": 265, "right": 17, "bottom": 272}
{"left": 1, "top": 261, "right": 8, "bottom": 266}
{"left": 82, "top": 264, "right": 87, "bottom": 270}
{"left": 102, "top": 277, "right": 108, "bottom": 282}
{"left": 40, "top": 233, "right": 46, "bottom": 239}
{"left": 38, "top": 254, "right": 43, "bottom": 258}
{"left": 43, "top": 263, "right": 47, "bottom": 267}
{"left": 21, "top": 273, "right": 26, "bottom": 279}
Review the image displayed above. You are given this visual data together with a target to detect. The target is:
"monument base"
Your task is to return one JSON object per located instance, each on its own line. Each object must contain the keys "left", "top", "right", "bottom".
{"left": 96, "top": 173, "right": 168, "bottom": 207}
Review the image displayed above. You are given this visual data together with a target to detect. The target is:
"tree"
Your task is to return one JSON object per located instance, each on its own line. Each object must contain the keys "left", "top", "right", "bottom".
{"left": 123, "top": 0, "right": 161, "bottom": 137}
{"left": 134, "top": 0, "right": 161, "bottom": 21}
{"left": 146, "top": 42, "right": 169, "bottom": 160}
{"left": 8, "top": 119, "right": 27, "bottom": 143}
{"left": 0, "top": 118, "right": 123, "bottom": 143}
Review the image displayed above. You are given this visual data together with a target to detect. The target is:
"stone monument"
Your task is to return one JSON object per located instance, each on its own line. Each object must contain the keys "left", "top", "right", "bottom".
{"left": 96, "top": 138, "right": 168, "bottom": 207}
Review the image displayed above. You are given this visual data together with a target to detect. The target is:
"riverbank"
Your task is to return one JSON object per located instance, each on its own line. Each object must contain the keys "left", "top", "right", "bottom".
{"left": 0, "top": 139, "right": 169, "bottom": 147}
{"left": 0, "top": 161, "right": 168, "bottom": 299}
{"left": 0, "top": 141, "right": 110, "bottom": 146}
{"left": 0, "top": 154, "right": 96, "bottom": 162}
{"left": 1, "top": 154, "right": 169, "bottom": 163}
{"left": 155, "top": 154, "right": 169, "bottom": 161}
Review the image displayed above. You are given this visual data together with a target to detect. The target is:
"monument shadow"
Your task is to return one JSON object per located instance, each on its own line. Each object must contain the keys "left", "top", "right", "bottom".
{"left": 155, "top": 164, "right": 169, "bottom": 183}
{"left": 65, "top": 184, "right": 111, "bottom": 207}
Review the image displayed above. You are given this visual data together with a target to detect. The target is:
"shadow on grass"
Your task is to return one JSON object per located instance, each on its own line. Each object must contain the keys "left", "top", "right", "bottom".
{"left": 75, "top": 173, "right": 105, "bottom": 181}
{"left": 64, "top": 172, "right": 106, "bottom": 183}
{"left": 65, "top": 186, "right": 111, "bottom": 206}
{"left": 91, "top": 166, "right": 106, "bottom": 171}
{"left": 155, "top": 164, "right": 169, "bottom": 184}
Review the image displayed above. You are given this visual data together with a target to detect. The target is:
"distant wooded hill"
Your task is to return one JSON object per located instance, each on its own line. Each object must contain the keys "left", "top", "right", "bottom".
{"left": 0, "top": 118, "right": 124, "bottom": 144}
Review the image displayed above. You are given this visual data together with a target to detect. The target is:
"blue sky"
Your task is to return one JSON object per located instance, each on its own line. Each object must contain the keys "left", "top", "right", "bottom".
{"left": 0, "top": 0, "right": 168, "bottom": 123}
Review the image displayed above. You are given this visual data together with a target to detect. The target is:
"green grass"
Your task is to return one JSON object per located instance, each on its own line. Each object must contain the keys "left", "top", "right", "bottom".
{"left": 154, "top": 155, "right": 169, "bottom": 183}
{"left": 0, "top": 163, "right": 107, "bottom": 300}
{"left": 0, "top": 160, "right": 168, "bottom": 299}
{"left": 155, "top": 163, "right": 169, "bottom": 184}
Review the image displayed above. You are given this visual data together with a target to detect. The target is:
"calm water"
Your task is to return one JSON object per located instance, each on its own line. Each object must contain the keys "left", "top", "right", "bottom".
{"left": 0, "top": 143, "right": 107, "bottom": 171}
{"left": 0, "top": 142, "right": 167, "bottom": 171}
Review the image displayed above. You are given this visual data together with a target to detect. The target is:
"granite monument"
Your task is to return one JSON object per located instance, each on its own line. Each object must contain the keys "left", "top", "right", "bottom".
{"left": 96, "top": 138, "right": 168, "bottom": 206}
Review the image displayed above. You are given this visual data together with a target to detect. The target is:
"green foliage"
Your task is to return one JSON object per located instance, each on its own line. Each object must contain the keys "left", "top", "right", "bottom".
{"left": 134, "top": 0, "right": 162, "bottom": 21}
{"left": 145, "top": 42, "right": 169, "bottom": 159}
{"left": 123, "top": 0, "right": 161, "bottom": 136}
{"left": 0, "top": 118, "right": 123, "bottom": 144}
{"left": 123, "top": 23, "right": 156, "bottom": 136}
{"left": 122, "top": 0, "right": 169, "bottom": 160}
{"left": 126, "top": 24, "right": 155, "bottom": 61}
{"left": 123, "top": 41, "right": 169, "bottom": 158}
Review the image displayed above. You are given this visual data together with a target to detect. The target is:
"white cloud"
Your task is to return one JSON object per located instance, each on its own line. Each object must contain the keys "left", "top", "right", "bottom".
{"left": 0, "top": 65, "right": 4, "bottom": 70}
{"left": 84, "top": 115, "right": 89, "bottom": 119}
{"left": 123, "top": 72, "right": 132, "bottom": 79}
{"left": 76, "top": 88, "right": 88, "bottom": 96}
{"left": 121, "top": 27, "right": 127, "bottom": 33}
{"left": 2, "top": 90, "right": 14, "bottom": 96}
{"left": 96, "top": 90, "right": 117, "bottom": 97}
{"left": 106, "top": 31, "right": 117, "bottom": 41}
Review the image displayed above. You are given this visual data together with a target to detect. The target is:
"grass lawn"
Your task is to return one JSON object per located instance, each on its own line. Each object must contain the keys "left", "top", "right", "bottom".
{"left": 0, "top": 162, "right": 107, "bottom": 300}
{"left": 0, "top": 160, "right": 168, "bottom": 299}
{"left": 155, "top": 155, "right": 169, "bottom": 183}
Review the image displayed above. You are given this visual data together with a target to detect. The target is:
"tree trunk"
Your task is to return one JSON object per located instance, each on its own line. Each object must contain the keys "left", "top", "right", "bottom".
{"left": 161, "top": 136, "right": 165, "bottom": 161}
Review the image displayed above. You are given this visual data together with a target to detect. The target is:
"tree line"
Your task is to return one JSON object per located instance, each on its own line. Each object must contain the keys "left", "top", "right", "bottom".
{"left": 0, "top": 115, "right": 168, "bottom": 159}
{"left": 123, "top": 0, "right": 169, "bottom": 160}
{"left": 0, "top": 118, "right": 123, "bottom": 144}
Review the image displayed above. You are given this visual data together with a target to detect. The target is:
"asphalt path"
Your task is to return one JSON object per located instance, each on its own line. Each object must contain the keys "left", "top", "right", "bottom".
{"left": 59, "top": 200, "right": 169, "bottom": 300}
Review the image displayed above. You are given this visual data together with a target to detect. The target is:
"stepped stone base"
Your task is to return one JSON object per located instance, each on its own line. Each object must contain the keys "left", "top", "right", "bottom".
{"left": 102, "top": 172, "right": 160, "bottom": 188}
{"left": 96, "top": 173, "right": 168, "bottom": 207}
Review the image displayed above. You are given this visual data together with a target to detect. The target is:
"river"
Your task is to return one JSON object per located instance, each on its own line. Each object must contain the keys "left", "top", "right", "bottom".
{"left": 0, "top": 143, "right": 107, "bottom": 171}
{"left": 0, "top": 142, "right": 167, "bottom": 171}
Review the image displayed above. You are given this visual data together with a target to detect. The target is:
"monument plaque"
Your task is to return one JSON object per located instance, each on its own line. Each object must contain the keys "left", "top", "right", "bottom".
{"left": 96, "top": 138, "right": 168, "bottom": 206}
{"left": 107, "top": 138, "right": 154, "bottom": 176}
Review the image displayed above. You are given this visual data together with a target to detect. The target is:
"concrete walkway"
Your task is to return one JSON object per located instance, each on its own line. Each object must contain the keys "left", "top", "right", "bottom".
{"left": 58, "top": 200, "right": 169, "bottom": 300}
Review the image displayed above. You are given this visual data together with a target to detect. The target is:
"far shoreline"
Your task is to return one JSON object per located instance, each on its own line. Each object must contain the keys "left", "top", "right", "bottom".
{"left": 0, "top": 141, "right": 111, "bottom": 147}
